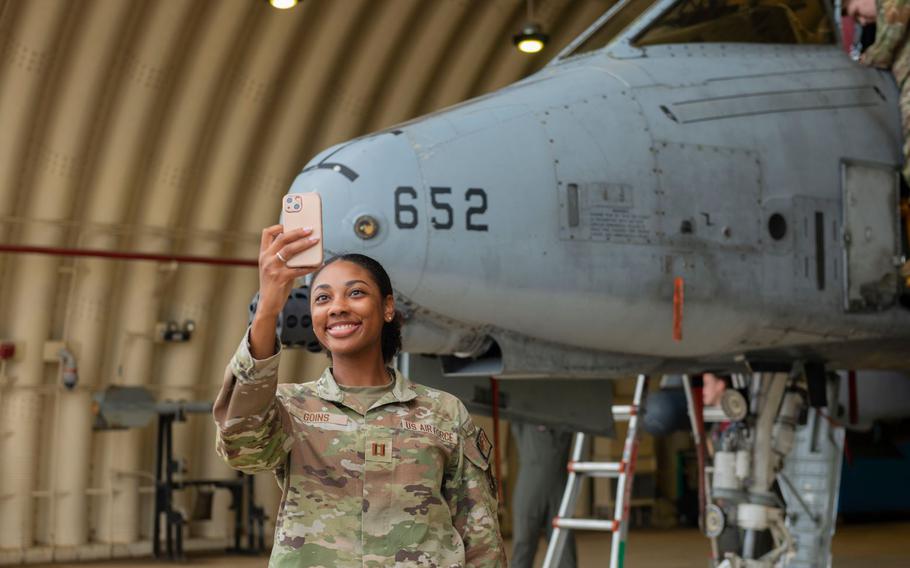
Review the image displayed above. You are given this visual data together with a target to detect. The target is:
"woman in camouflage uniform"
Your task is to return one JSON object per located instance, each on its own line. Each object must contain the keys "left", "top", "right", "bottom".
{"left": 213, "top": 224, "right": 507, "bottom": 567}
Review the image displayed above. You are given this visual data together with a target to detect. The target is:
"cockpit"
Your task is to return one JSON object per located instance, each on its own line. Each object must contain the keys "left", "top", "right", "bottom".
{"left": 558, "top": 0, "right": 837, "bottom": 60}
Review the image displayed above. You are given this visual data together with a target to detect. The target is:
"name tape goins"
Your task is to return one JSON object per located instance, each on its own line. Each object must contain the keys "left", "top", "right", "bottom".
{"left": 302, "top": 411, "right": 348, "bottom": 426}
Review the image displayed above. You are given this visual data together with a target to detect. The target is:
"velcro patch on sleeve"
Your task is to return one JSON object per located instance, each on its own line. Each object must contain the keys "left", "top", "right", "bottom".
{"left": 475, "top": 428, "right": 493, "bottom": 463}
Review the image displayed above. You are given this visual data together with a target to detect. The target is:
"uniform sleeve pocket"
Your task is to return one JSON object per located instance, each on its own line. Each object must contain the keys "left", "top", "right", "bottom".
{"left": 461, "top": 426, "right": 500, "bottom": 499}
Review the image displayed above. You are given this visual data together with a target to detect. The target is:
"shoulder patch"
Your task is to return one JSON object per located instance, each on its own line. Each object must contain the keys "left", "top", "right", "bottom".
{"left": 475, "top": 428, "right": 493, "bottom": 463}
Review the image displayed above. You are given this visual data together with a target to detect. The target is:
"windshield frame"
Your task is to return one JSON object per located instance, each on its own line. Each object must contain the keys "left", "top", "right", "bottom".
{"left": 552, "top": 0, "right": 843, "bottom": 63}
{"left": 553, "top": 0, "right": 677, "bottom": 62}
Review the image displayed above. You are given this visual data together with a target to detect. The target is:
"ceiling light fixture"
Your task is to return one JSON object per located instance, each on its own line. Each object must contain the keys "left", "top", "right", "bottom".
{"left": 268, "top": 0, "right": 299, "bottom": 10}
{"left": 514, "top": 24, "right": 549, "bottom": 53}
{"left": 513, "top": 1, "right": 549, "bottom": 54}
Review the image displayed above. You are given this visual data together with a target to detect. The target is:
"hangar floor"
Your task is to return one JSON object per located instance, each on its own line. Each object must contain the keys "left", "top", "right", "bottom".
{"left": 26, "top": 522, "right": 910, "bottom": 567}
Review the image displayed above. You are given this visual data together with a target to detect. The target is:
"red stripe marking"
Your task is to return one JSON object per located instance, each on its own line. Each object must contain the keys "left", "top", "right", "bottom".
{"left": 490, "top": 378, "right": 504, "bottom": 504}
{"left": 0, "top": 244, "right": 257, "bottom": 267}
{"left": 673, "top": 277, "right": 684, "bottom": 341}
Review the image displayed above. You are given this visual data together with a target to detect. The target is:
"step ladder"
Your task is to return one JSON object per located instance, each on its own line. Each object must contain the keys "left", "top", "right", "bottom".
{"left": 542, "top": 374, "right": 649, "bottom": 568}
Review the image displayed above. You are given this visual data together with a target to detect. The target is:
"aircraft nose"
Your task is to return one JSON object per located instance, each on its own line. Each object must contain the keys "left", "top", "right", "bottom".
{"left": 286, "top": 133, "right": 427, "bottom": 296}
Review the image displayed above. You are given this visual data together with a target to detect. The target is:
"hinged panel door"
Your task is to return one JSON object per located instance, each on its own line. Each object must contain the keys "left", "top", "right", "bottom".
{"left": 841, "top": 161, "right": 901, "bottom": 311}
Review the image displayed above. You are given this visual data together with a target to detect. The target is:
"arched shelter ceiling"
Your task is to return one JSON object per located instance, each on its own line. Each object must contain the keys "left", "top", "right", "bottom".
{"left": 0, "top": 0, "right": 610, "bottom": 368}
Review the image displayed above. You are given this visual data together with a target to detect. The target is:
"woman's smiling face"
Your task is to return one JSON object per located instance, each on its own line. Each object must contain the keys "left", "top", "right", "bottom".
{"left": 310, "top": 260, "right": 393, "bottom": 361}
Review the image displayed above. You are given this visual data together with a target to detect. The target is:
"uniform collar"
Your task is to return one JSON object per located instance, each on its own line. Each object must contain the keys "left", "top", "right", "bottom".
{"left": 315, "top": 366, "right": 418, "bottom": 406}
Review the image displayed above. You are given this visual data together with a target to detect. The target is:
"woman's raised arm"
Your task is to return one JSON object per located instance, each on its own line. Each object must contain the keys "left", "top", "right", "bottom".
{"left": 212, "top": 224, "right": 320, "bottom": 473}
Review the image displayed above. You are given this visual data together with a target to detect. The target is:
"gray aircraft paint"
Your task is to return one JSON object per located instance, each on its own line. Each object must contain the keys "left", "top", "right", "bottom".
{"left": 288, "top": 0, "right": 909, "bottom": 379}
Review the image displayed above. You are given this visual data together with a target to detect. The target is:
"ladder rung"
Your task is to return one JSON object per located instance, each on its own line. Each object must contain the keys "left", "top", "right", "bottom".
{"left": 611, "top": 404, "right": 637, "bottom": 421}
{"left": 553, "top": 517, "right": 617, "bottom": 532}
{"left": 569, "top": 461, "right": 624, "bottom": 477}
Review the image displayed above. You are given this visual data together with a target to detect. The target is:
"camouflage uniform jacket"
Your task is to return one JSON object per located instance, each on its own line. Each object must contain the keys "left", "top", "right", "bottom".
{"left": 863, "top": 0, "right": 910, "bottom": 86}
{"left": 213, "top": 332, "right": 507, "bottom": 568}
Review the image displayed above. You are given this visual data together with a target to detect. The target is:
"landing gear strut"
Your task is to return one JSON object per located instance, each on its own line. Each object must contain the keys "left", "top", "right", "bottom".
{"left": 683, "top": 367, "right": 844, "bottom": 567}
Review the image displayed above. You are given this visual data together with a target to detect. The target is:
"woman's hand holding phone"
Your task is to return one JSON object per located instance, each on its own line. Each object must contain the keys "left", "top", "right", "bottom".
{"left": 250, "top": 224, "right": 320, "bottom": 359}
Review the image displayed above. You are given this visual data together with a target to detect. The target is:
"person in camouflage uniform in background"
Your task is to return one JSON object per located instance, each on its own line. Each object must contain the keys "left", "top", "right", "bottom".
{"left": 846, "top": 0, "right": 910, "bottom": 181}
{"left": 509, "top": 423, "right": 576, "bottom": 568}
{"left": 214, "top": 225, "right": 506, "bottom": 567}
{"left": 845, "top": 0, "right": 910, "bottom": 286}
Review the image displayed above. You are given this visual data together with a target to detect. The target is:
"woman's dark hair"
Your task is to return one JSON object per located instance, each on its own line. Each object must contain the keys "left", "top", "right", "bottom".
{"left": 310, "top": 253, "right": 402, "bottom": 364}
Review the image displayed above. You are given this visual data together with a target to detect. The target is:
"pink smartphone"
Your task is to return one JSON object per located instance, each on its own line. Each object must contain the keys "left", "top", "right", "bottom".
{"left": 281, "top": 193, "right": 324, "bottom": 268}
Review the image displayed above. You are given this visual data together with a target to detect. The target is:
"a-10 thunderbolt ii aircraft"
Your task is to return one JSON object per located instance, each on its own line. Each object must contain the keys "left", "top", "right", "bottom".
{"left": 274, "top": 0, "right": 910, "bottom": 565}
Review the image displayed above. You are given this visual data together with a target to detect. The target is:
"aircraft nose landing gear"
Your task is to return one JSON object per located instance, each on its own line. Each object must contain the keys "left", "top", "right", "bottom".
{"left": 685, "top": 366, "right": 844, "bottom": 568}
